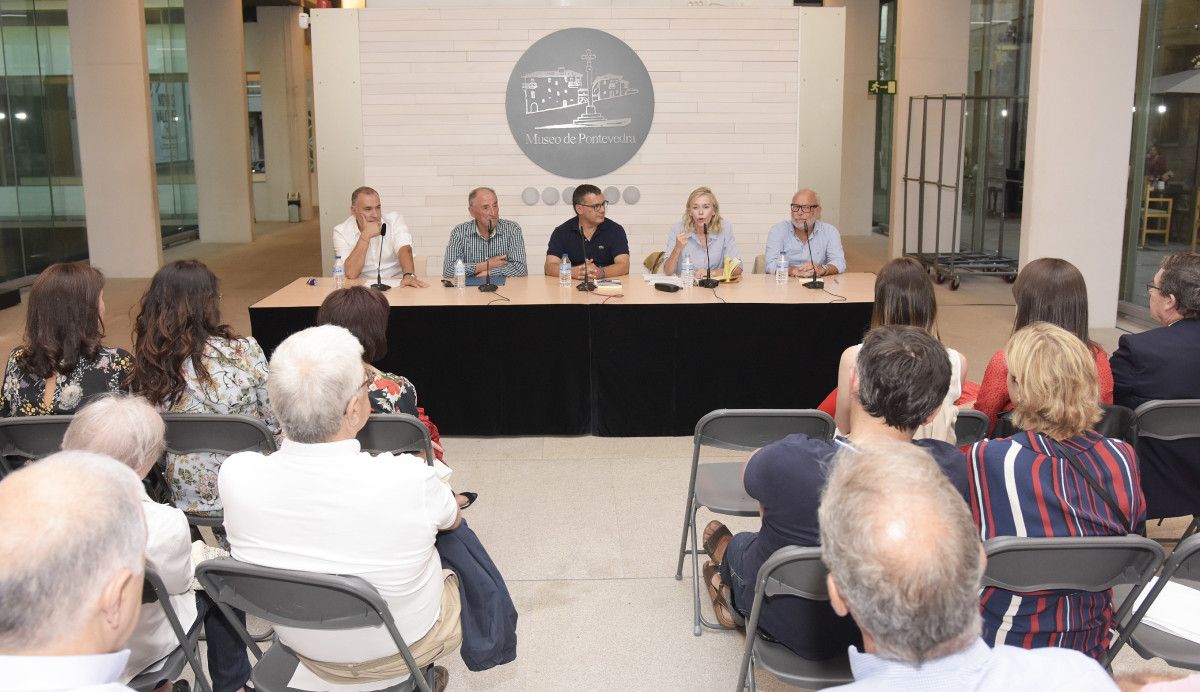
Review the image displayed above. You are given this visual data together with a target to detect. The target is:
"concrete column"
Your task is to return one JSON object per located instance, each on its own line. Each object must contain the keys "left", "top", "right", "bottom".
{"left": 311, "top": 8, "right": 364, "bottom": 275}
{"left": 184, "top": 0, "right": 254, "bottom": 243}
{"left": 68, "top": 0, "right": 162, "bottom": 278}
{"left": 1020, "top": 1, "right": 1140, "bottom": 329}
{"left": 257, "top": 6, "right": 313, "bottom": 222}
{"left": 826, "top": 0, "right": 878, "bottom": 236}
{"left": 887, "top": 0, "right": 969, "bottom": 258}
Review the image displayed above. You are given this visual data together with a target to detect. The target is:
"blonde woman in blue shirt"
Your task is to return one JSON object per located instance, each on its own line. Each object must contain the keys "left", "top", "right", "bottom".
{"left": 662, "top": 187, "right": 742, "bottom": 279}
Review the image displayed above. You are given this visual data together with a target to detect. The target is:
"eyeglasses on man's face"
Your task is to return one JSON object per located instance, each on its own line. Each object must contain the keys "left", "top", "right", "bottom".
{"left": 578, "top": 200, "right": 609, "bottom": 212}
{"left": 790, "top": 204, "right": 820, "bottom": 214}
{"left": 1146, "top": 282, "right": 1162, "bottom": 294}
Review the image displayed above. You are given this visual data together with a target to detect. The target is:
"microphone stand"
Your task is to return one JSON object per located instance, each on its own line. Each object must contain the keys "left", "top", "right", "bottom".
{"left": 478, "top": 220, "right": 498, "bottom": 292}
{"left": 802, "top": 220, "right": 823, "bottom": 289}
{"left": 370, "top": 222, "right": 389, "bottom": 291}
{"left": 576, "top": 223, "right": 596, "bottom": 292}
{"left": 697, "top": 222, "right": 719, "bottom": 288}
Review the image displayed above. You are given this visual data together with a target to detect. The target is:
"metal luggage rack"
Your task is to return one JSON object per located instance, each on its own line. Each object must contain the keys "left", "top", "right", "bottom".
{"left": 902, "top": 94, "right": 1022, "bottom": 290}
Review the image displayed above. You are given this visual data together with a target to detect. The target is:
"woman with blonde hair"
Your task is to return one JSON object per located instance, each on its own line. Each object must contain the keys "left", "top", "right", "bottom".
{"left": 967, "top": 321, "right": 1145, "bottom": 663}
{"left": 661, "top": 186, "right": 742, "bottom": 279}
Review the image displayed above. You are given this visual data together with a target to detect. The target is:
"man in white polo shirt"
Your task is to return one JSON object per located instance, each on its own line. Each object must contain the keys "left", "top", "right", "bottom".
{"left": 332, "top": 186, "right": 427, "bottom": 287}
{"left": 220, "top": 325, "right": 461, "bottom": 691}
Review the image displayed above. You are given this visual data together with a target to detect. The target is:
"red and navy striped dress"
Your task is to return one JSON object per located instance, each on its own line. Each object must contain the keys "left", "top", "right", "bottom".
{"left": 967, "top": 429, "right": 1145, "bottom": 662}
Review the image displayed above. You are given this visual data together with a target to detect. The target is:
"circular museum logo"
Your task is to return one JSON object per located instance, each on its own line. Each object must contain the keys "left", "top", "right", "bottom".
{"left": 505, "top": 28, "right": 655, "bottom": 179}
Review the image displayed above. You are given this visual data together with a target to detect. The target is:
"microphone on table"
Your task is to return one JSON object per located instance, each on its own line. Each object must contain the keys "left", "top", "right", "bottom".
{"left": 697, "top": 221, "right": 719, "bottom": 288}
{"left": 478, "top": 220, "right": 498, "bottom": 292}
{"left": 370, "top": 222, "right": 389, "bottom": 291}
{"left": 802, "top": 220, "right": 823, "bottom": 290}
{"left": 576, "top": 222, "right": 596, "bottom": 292}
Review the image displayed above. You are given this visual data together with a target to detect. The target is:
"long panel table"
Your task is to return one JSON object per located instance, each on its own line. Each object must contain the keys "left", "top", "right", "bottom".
{"left": 249, "top": 274, "right": 875, "bottom": 436}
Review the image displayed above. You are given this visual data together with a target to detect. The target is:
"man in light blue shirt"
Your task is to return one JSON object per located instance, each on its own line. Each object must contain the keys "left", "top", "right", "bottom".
{"left": 764, "top": 189, "right": 847, "bottom": 277}
{"left": 817, "top": 442, "right": 1118, "bottom": 691}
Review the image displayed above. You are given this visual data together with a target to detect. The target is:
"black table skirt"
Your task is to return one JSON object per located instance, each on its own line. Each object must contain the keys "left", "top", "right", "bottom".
{"left": 250, "top": 301, "right": 871, "bottom": 437}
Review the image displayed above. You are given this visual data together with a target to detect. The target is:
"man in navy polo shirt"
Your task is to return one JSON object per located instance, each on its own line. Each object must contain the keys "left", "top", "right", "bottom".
{"left": 544, "top": 184, "right": 631, "bottom": 279}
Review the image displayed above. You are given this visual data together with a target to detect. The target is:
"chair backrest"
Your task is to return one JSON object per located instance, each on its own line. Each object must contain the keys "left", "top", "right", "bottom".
{"left": 752, "top": 254, "right": 765, "bottom": 274}
{"left": 161, "top": 413, "right": 278, "bottom": 457}
{"left": 0, "top": 415, "right": 74, "bottom": 461}
{"left": 953, "top": 409, "right": 989, "bottom": 447}
{"left": 982, "top": 535, "right": 1165, "bottom": 593}
{"left": 1107, "top": 533, "right": 1200, "bottom": 665}
{"left": 760, "top": 545, "right": 830, "bottom": 601}
{"left": 195, "top": 558, "right": 431, "bottom": 691}
{"left": 694, "top": 409, "right": 836, "bottom": 455}
{"left": 1133, "top": 399, "right": 1200, "bottom": 441}
{"left": 1096, "top": 404, "right": 1137, "bottom": 444}
{"left": 357, "top": 414, "right": 434, "bottom": 462}
{"left": 643, "top": 251, "right": 665, "bottom": 273}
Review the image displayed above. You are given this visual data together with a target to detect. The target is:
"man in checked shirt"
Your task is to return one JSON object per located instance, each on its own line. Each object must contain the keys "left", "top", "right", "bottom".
{"left": 442, "top": 187, "right": 528, "bottom": 279}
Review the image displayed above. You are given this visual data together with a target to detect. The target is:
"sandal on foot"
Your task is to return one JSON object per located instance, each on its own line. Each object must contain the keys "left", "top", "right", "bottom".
{"left": 457, "top": 492, "right": 478, "bottom": 509}
{"left": 702, "top": 560, "right": 738, "bottom": 628}
{"left": 703, "top": 520, "right": 733, "bottom": 564}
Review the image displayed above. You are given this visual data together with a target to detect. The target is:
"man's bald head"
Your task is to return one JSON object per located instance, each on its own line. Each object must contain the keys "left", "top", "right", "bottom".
{"left": 0, "top": 451, "right": 146, "bottom": 654}
{"left": 818, "top": 441, "right": 981, "bottom": 664}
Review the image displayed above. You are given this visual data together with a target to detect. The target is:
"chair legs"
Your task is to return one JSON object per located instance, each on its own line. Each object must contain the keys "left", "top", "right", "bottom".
{"left": 682, "top": 502, "right": 737, "bottom": 636}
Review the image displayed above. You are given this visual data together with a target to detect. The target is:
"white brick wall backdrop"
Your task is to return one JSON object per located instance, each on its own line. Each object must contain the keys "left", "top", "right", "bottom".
{"left": 314, "top": 5, "right": 846, "bottom": 275}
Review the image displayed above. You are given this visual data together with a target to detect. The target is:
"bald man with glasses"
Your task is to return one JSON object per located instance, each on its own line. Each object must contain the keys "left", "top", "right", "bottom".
{"left": 544, "top": 184, "right": 630, "bottom": 280}
{"left": 764, "top": 189, "right": 846, "bottom": 279}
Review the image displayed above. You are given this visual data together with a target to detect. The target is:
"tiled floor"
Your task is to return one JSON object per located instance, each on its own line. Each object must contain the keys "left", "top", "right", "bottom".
{"left": 3, "top": 221, "right": 1190, "bottom": 690}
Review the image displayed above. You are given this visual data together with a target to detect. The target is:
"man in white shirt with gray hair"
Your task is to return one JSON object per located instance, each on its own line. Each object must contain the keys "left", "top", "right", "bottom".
{"left": 818, "top": 441, "right": 1118, "bottom": 691}
{"left": 0, "top": 451, "right": 148, "bottom": 692}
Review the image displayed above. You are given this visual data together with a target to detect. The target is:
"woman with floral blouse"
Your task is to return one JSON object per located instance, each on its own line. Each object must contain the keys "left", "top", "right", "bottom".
{"left": 1, "top": 262, "right": 131, "bottom": 417}
{"left": 129, "top": 259, "right": 280, "bottom": 516}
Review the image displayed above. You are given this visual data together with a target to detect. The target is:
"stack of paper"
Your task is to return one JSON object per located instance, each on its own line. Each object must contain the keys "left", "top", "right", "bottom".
{"left": 1131, "top": 577, "right": 1200, "bottom": 644}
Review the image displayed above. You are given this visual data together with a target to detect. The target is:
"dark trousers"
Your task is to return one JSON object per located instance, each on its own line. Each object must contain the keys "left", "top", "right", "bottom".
{"left": 195, "top": 592, "right": 252, "bottom": 692}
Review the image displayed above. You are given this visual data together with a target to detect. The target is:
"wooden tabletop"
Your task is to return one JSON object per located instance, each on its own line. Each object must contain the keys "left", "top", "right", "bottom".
{"left": 250, "top": 273, "right": 877, "bottom": 309}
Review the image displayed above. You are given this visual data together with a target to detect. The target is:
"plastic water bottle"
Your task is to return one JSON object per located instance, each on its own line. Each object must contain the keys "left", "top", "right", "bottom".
{"left": 453, "top": 258, "right": 466, "bottom": 289}
{"left": 775, "top": 252, "right": 788, "bottom": 285}
{"left": 333, "top": 254, "right": 345, "bottom": 288}
{"left": 559, "top": 254, "right": 572, "bottom": 287}
{"left": 680, "top": 255, "right": 695, "bottom": 288}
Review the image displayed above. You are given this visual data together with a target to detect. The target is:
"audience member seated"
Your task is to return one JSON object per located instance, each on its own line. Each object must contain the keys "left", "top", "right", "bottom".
{"left": 129, "top": 260, "right": 279, "bottom": 518}
{"left": 1111, "top": 252, "right": 1200, "bottom": 520}
{"left": 62, "top": 394, "right": 251, "bottom": 691}
{"left": 1, "top": 262, "right": 130, "bottom": 417}
{"left": 828, "top": 257, "right": 970, "bottom": 442}
{"left": 819, "top": 441, "right": 1118, "bottom": 691}
{"left": 0, "top": 451, "right": 147, "bottom": 690}
{"left": 967, "top": 322, "right": 1145, "bottom": 663}
{"left": 317, "top": 286, "right": 475, "bottom": 507}
{"left": 704, "top": 325, "right": 968, "bottom": 660}
{"left": 974, "top": 257, "right": 1113, "bottom": 433}
{"left": 219, "top": 325, "right": 461, "bottom": 691}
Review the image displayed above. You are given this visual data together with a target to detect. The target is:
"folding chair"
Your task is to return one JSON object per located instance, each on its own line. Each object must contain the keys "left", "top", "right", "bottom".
{"left": 1133, "top": 399, "right": 1200, "bottom": 544}
{"left": 160, "top": 413, "right": 278, "bottom": 528}
{"left": 0, "top": 415, "right": 73, "bottom": 475}
{"left": 674, "top": 409, "right": 835, "bottom": 636}
{"left": 1095, "top": 404, "right": 1136, "bottom": 444}
{"left": 1110, "top": 533, "right": 1200, "bottom": 669}
{"left": 953, "top": 409, "right": 989, "bottom": 447}
{"left": 128, "top": 564, "right": 211, "bottom": 692}
{"left": 982, "top": 534, "right": 1166, "bottom": 668}
{"left": 356, "top": 413, "right": 434, "bottom": 462}
{"left": 735, "top": 546, "right": 852, "bottom": 691}
{"left": 195, "top": 558, "right": 437, "bottom": 692}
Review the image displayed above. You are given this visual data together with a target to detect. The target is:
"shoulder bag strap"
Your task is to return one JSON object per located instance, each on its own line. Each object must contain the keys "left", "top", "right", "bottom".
{"left": 1049, "top": 438, "right": 1131, "bottom": 532}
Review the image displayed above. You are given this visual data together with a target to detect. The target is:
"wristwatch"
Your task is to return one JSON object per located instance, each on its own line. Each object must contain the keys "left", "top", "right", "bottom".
{"left": 402, "top": 272, "right": 417, "bottom": 279}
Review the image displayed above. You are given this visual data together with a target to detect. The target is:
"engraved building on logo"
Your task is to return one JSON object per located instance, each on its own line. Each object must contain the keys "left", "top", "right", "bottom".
{"left": 521, "top": 68, "right": 584, "bottom": 114}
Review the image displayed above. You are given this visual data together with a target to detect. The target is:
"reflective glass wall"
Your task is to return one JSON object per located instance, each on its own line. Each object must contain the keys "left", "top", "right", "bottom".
{"left": 0, "top": 0, "right": 86, "bottom": 283}
{"left": 1120, "top": 0, "right": 1200, "bottom": 315}
{"left": 145, "top": 0, "right": 196, "bottom": 244}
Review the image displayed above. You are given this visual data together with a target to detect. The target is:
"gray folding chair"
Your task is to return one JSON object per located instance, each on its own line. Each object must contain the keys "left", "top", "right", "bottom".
{"left": 1133, "top": 399, "right": 1200, "bottom": 544}
{"left": 356, "top": 413, "right": 434, "bottom": 462}
{"left": 128, "top": 563, "right": 211, "bottom": 692}
{"left": 160, "top": 413, "right": 278, "bottom": 528}
{"left": 674, "top": 409, "right": 835, "bottom": 636}
{"left": 982, "top": 534, "right": 1166, "bottom": 668}
{"left": 0, "top": 415, "right": 73, "bottom": 475}
{"left": 195, "top": 558, "right": 437, "bottom": 692}
{"left": 735, "top": 546, "right": 852, "bottom": 691}
{"left": 1110, "top": 533, "right": 1200, "bottom": 669}
{"left": 953, "top": 409, "right": 989, "bottom": 447}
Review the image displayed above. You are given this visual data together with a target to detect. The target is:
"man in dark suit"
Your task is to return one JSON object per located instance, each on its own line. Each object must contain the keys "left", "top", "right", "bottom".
{"left": 1111, "top": 252, "right": 1200, "bottom": 519}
